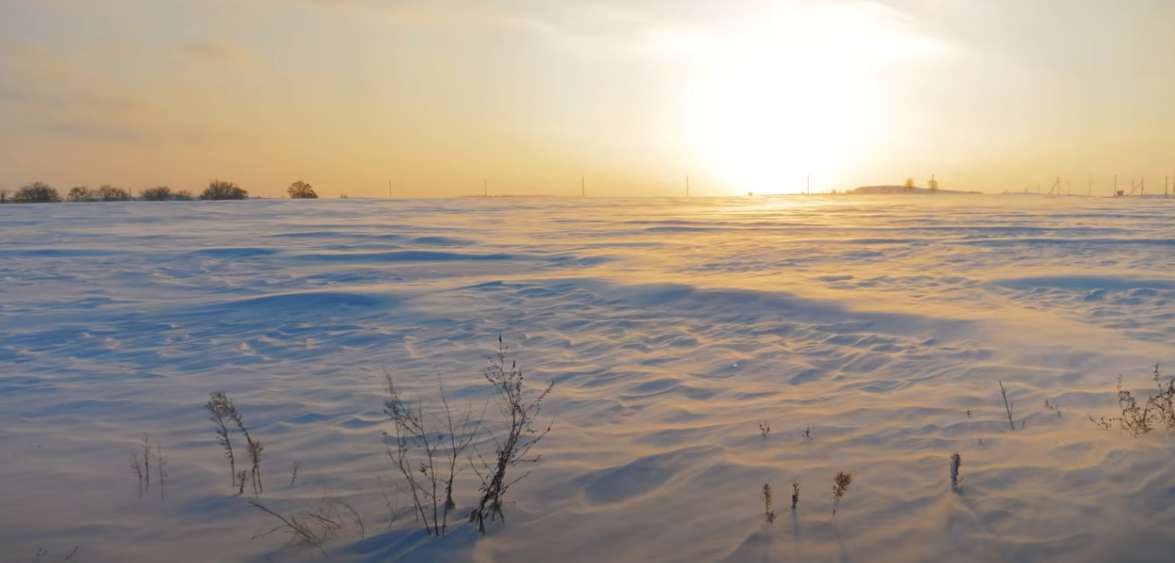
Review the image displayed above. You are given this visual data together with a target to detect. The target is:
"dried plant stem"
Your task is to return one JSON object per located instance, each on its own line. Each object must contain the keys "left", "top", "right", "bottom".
{"left": 763, "top": 483, "right": 776, "bottom": 523}
{"left": 206, "top": 392, "right": 238, "bottom": 491}
{"left": 999, "top": 380, "right": 1016, "bottom": 431}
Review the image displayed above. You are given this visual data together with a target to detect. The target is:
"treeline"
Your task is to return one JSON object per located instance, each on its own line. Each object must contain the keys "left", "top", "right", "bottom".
{"left": 0, "top": 180, "right": 319, "bottom": 203}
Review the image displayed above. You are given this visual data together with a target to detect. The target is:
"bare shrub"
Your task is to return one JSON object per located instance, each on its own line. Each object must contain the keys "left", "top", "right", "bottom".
{"left": 142, "top": 186, "right": 173, "bottom": 201}
{"left": 791, "top": 482, "right": 800, "bottom": 510}
{"left": 288, "top": 181, "right": 318, "bottom": 199}
{"left": 201, "top": 180, "right": 248, "bottom": 200}
{"left": 67, "top": 186, "right": 94, "bottom": 202}
{"left": 758, "top": 422, "right": 770, "bottom": 438}
{"left": 383, "top": 375, "right": 480, "bottom": 536}
{"left": 173, "top": 189, "right": 195, "bottom": 201}
{"left": 96, "top": 185, "right": 131, "bottom": 201}
{"left": 469, "top": 335, "right": 554, "bottom": 534}
{"left": 13, "top": 182, "right": 60, "bottom": 203}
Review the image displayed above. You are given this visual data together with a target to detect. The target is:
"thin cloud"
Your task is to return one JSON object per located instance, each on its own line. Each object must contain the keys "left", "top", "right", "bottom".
{"left": 182, "top": 41, "right": 255, "bottom": 68}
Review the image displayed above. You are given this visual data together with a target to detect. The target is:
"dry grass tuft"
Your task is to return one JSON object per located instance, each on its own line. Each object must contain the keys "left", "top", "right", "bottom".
{"left": 250, "top": 499, "right": 344, "bottom": 558}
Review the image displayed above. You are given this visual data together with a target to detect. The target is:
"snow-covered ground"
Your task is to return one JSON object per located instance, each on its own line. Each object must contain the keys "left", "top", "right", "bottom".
{"left": 1, "top": 196, "right": 1173, "bottom": 562}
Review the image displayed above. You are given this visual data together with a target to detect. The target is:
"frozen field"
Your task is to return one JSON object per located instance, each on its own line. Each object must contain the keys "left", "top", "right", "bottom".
{"left": 1, "top": 195, "right": 1173, "bottom": 562}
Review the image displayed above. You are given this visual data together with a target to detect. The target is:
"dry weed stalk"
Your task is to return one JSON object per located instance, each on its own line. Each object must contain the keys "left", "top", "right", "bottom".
{"left": 206, "top": 392, "right": 238, "bottom": 490}
{"left": 831, "top": 472, "right": 852, "bottom": 516}
{"left": 289, "top": 461, "right": 301, "bottom": 488}
{"left": 1092, "top": 365, "right": 1174, "bottom": 436}
{"left": 999, "top": 380, "right": 1017, "bottom": 431}
{"left": 142, "top": 434, "right": 151, "bottom": 493}
{"left": 31, "top": 546, "right": 78, "bottom": 562}
{"left": 383, "top": 374, "right": 480, "bottom": 536}
{"left": 949, "top": 453, "right": 961, "bottom": 488}
{"left": 131, "top": 454, "right": 145, "bottom": 497}
{"left": 469, "top": 335, "right": 554, "bottom": 534}
{"left": 791, "top": 482, "right": 800, "bottom": 510}
{"left": 156, "top": 441, "right": 168, "bottom": 500}
{"left": 762, "top": 483, "right": 776, "bottom": 523}
{"left": 759, "top": 422, "right": 771, "bottom": 438}
{"left": 207, "top": 391, "right": 264, "bottom": 495}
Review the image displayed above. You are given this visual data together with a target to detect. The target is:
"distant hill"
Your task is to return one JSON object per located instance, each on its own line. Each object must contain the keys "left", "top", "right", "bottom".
{"left": 848, "top": 185, "right": 980, "bottom": 195}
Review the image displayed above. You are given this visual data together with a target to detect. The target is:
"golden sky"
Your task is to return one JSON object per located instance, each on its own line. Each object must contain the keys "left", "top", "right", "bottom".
{"left": 2, "top": 0, "right": 1174, "bottom": 197}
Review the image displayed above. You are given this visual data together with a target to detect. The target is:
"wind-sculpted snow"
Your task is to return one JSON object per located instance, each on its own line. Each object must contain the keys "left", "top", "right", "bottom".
{"left": 0, "top": 196, "right": 1172, "bottom": 562}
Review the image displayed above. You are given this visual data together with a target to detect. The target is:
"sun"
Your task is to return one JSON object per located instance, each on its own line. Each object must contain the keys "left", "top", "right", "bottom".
{"left": 680, "top": 3, "right": 941, "bottom": 194}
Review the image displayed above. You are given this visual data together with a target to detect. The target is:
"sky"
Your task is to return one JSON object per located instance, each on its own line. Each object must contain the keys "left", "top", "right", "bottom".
{"left": 2, "top": 0, "right": 1175, "bottom": 197}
